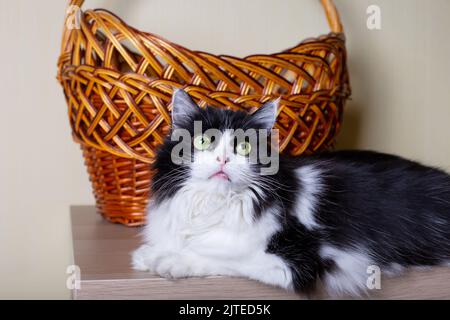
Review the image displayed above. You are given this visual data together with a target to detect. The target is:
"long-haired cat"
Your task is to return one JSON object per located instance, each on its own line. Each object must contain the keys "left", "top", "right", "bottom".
{"left": 132, "top": 89, "right": 450, "bottom": 296}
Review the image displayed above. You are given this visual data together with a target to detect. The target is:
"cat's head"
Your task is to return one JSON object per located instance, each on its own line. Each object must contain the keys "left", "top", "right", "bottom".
{"left": 152, "top": 89, "right": 279, "bottom": 201}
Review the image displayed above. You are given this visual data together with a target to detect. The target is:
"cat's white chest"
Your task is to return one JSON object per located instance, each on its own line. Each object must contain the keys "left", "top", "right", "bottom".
{"left": 144, "top": 185, "right": 278, "bottom": 257}
{"left": 134, "top": 184, "right": 293, "bottom": 290}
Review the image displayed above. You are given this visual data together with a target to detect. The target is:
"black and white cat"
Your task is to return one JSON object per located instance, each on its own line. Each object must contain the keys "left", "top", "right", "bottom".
{"left": 132, "top": 89, "right": 450, "bottom": 296}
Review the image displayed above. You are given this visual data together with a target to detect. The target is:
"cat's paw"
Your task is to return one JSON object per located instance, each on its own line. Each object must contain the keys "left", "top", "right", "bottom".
{"left": 154, "top": 254, "right": 193, "bottom": 279}
{"left": 131, "top": 244, "right": 164, "bottom": 272}
{"left": 131, "top": 245, "right": 191, "bottom": 278}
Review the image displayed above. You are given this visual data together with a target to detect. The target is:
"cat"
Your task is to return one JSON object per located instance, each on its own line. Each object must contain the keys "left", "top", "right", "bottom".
{"left": 132, "top": 89, "right": 450, "bottom": 297}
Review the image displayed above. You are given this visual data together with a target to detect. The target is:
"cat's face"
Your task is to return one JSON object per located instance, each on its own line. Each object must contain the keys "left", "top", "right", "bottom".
{"left": 153, "top": 89, "right": 278, "bottom": 196}
{"left": 190, "top": 129, "right": 250, "bottom": 186}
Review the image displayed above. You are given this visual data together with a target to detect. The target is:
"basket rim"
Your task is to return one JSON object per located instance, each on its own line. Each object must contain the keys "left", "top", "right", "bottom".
{"left": 60, "top": 0, "right": 346, "bottom": 67}
{"left": 60, "top": 6, "right": 346, "bottom": 71}
{"left": 87, "top": 8, "right": 346, "bottom": 61}
{"left": 58, "top": 1, "right": 351, "bottom": 163}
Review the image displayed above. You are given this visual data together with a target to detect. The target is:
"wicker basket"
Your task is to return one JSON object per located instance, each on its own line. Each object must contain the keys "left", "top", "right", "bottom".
{"left": 57, "top": 0, "right": 351, "bottom": 226}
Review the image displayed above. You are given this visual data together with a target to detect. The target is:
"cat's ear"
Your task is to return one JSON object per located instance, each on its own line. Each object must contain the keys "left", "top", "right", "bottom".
{"left": 171, "top": 89, "right": 200, "bottom": 129}
{"left": 251, "top": 98, "right": 279, "bottom": 130}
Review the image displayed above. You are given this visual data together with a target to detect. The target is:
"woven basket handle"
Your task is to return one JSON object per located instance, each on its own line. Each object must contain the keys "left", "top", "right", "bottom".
{"left": 67, "top": 0, "right": 343, "bottom": 33}
{"left": 320, "top": 0, "right": 343, "bottom": 33}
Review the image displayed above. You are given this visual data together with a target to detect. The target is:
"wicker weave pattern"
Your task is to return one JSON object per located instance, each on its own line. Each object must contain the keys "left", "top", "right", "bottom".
{"left": 58, "top": 0, "right": 351, "bottom": 226}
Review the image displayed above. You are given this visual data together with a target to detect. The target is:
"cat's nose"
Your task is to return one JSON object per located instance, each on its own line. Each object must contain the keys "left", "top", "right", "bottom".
{"left": 216, "top": 155, "right": 230, "bottom": 164}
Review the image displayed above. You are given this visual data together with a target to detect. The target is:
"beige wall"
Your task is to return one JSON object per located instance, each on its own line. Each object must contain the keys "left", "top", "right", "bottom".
{"left": 0, "top": 0, "right": 449, "bottom": 299}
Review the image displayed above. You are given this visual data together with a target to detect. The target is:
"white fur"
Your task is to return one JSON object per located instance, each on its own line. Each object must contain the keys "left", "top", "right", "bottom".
{"left": 384, "top": 263, "right": 405, "bottom": 276}
{"left": 319, "top": 245, "right": 373, "bottom": 296}
{"left": 190, "top": 131, "right": 249, "bottom": 187}
{"left": 293, "top": 166, "right": 322, "bottom": 230}
{"left": 132, "top": 186, "right": 292, "bottom": 289}
{"left": 132, "top": 130, "right": 293, "bottom": 290}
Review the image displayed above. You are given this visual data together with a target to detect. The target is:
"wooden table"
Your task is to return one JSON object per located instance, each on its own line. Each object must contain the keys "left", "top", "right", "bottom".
{"left": 71, "top": 205, "right": 450, "bottom": 299}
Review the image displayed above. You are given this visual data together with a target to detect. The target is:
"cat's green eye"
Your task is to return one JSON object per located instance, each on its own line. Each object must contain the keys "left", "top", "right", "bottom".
{"left": 193, "top": 135, "right": 211, "bottom": 151}
{"left": 236, "top": 141, "right": 252, "bottom": 156}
